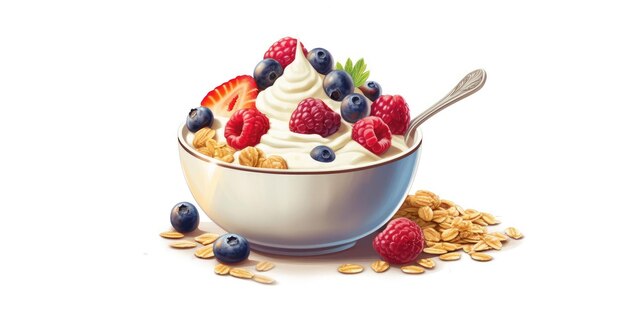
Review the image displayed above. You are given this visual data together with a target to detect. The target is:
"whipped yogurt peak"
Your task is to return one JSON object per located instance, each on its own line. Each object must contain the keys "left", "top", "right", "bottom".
{"left": 284, "top": 41, "right": 308, "bottom": 74}
{"left": 255, "top": 42, "right": 334, "bottom": 122}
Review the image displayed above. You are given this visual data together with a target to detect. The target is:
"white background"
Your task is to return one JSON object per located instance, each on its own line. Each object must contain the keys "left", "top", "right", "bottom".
{"left": 1, "top": 0, "right": 625, "bottom": 312}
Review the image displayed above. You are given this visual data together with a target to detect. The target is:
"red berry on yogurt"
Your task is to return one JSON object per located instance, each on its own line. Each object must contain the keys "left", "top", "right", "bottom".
{"left": 351, "top": 116, "right": 392, "bottom": 155}
{"left": 224, "top": 108, "right": 270, "bottom": 150}
{"left": 201, "top": 75, "right": 259, "bottom": 118}
{"left": 371, "top": 95, "right": 410, "bottom": 135}
{"left": 264, "top": 37, "right": 307, "bottom": 68}
{"left": 289, "top": 98, "right": 341, "bottom": 138}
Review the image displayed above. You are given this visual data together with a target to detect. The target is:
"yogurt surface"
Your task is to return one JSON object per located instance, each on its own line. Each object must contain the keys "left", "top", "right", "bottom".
{"left": 249, "top": 44, "right": 408, "bottom": 169}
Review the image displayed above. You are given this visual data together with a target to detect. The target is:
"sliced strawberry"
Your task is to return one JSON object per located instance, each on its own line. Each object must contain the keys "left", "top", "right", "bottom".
{"left": 201, "top": 75, "right": 259, "bottom": 117}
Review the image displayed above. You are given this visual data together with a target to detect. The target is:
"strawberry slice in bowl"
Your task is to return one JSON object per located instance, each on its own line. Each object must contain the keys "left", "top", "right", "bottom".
{"left": 201, "top": 75, "right": 259, "bottom": 117}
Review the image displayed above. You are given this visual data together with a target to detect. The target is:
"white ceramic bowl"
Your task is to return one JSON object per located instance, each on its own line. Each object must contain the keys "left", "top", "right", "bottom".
{"left": 178, "top": 125, "right": 423, "bottom": 255}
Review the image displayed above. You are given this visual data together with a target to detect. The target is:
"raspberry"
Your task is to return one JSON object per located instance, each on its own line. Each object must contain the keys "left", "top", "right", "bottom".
{"left": 264, "top": 37, "right": 308, "bottom": 68}
{"left": 289, "top": 98, "right": 341, "bottom": 137}
{"left": 373, "top": 218, "right": 424, "bottom": 264}
{"left": 351, "top": 116, "right": 392, "bottom": 155}
{"left": 224, "top": 108, "right": 270, "bottom": 150}
{"left": 371, "top": 95, "right": 410, "bottom": 135}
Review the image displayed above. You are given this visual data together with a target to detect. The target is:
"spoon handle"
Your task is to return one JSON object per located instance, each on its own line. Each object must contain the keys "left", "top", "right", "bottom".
{"left": 405, "top": 69, "right": 487, "bottom": 140}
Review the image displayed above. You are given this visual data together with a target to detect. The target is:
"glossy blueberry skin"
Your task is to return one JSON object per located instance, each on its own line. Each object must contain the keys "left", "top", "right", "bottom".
{"left": 307, "top": 48, "right": 334, "bottom": 75}
{"left": 170, "top": 202, "right": 200, "bottom": 233}
{"left": 323, "top": 70, "right": 354, "bottom": 101}
{"left": 254, "top": 58, "right": 283, "bottom": 90}
{"left": 186, "top": 107, "right": 214, "bottom": 133}
{"left": 213, "top": 233, "right": 250, "bottom": 263}
{"left": 310, "top": 145, "right": 336, "bottom": 163}
{"left": 358, "top": 81, "right": 382, "bottom": 101}
{"left": 340, "top": 93, "right": 370, "bottom": 123}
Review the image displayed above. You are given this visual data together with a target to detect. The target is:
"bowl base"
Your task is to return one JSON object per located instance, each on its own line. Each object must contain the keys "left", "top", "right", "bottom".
{"left": 250, "top": 241, "right": 356, "bottom": 256}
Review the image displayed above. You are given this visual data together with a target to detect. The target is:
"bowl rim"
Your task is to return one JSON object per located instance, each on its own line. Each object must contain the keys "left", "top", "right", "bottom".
{"left": 178, "top": 124, "right": 423, "bottom": 175}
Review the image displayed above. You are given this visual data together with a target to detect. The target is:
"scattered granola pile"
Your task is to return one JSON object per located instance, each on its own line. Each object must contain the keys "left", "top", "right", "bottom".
{"left": 159, "top": 230, "right": 276, "bottom": 284}
{"left": 162, "top": 190, "right": 523, "bottom": 280}
{"left": 193, "top": 128, "right": 288, "bottom": 169}
{"left": 337, "top": 189, "right": 524, "bottom": 275}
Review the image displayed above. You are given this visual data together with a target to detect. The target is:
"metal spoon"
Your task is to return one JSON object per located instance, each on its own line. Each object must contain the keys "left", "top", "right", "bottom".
{"left": 404, "top": 69, "right": 487, "bottom": 145}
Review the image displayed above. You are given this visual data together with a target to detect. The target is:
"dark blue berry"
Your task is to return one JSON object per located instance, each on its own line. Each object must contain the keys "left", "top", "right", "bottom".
{"left": 170, "top": 202, "right": 200, "bottom": 233}
{"left": 254, "top": 58, "right": 283, "bottom": 90}
{"left": 340, "top": 93, "right": 370, "bottom": 123}
{"left": 307, "top": 48, "right": 334, "bottom": 75}
{"left": 358, "top": 81, "right": 382, "bottom": 101}
{"left": 310, "top": 145, "right": 336, "bottom": 163}
{"left": 323, "top": 70, "right": 354, "bottom": 101}
{"left": 213, "top": 233, "right": 250, "bottom": 263}
{"left": 186, "top": 107, "right": 214, "bottom": 133}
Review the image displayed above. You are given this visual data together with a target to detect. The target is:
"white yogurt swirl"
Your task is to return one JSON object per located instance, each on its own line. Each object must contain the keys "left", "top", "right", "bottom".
{"left": 206, "top": 44, "right": 408, "bottom": 170}
{"left": 251, "top": 43, "right": 408, "bottom": 169}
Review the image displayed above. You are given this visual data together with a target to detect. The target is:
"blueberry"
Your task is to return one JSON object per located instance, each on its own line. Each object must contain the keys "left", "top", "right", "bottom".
{"left": 340, "top": 93, "right": 370, "bottom": 123}
{"left": 358, "top": 81, "right": 382, "bottom": 101}
{"left": 310, "top": 145, "right": 336, "bottom": 163}
{"left": 213, "top": 233, "right": 250, "bottom": 263}
{"left": 186, "top": 107, "right": 214, "bottom": 133}
{"left": 323, "top": 70, "right": 354, "bottom": 101}
{"left": 170, "top": 202, "right": 200, "bottom": 233}
{"left": 254, "top": 58, "right": 283, "bottom": 90}
{"left": 307, "top": 48, "right": 334, "bottom": 75}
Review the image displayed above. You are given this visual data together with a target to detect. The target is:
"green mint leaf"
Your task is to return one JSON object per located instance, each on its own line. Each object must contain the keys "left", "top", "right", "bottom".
{"left": 354, "top": 70, "right": 370, "bottom": 87}
{"left": 353, "top": 58, "right": 365, "bottom": 77}
{"left": 345, "top": 58, "right": 353, "bottom": 73}
{"left": 336, "top": 58, "right": 370, "bottom": 87}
